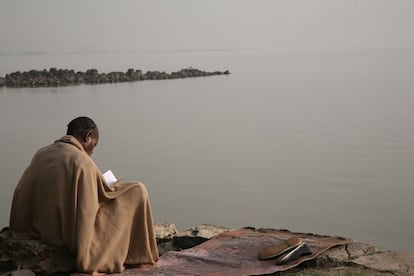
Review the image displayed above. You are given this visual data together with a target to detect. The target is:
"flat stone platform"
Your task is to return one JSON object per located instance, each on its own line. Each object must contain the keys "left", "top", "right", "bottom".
{"left": 1, "top": 225, "right": 413, "bottom": 275}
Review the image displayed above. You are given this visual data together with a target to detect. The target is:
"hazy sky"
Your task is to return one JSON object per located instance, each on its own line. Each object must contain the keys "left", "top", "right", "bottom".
{"left": 0, "top": 0, "right": 413, "bottom": 54}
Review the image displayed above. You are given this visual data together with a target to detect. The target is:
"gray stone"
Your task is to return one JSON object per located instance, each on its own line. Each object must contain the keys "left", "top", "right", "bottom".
{"left": 10, "top": 269, "right": 35, "bottom": 276}
{"left": 157, "top": 241, "right": 175, "bottom": 257}
{"left": 314, "top": 241, "right": 414, "bottom": 276}
{"left": 154, "top": 223, "right": 177, "bottom": 242}
{"left": 173, "top": 224, "right": 229, "bottom": 250}
{"left": 346, "top": 241, "right": 378, "bottom": 258}
{"left": 315, "top": 242, "right": 378, "bottom": 266}
{"left": 352, "top": 251, "right": 414, "bottom": 275}
{"left": 0, "top": 230, "right": 75, "bottom": 274}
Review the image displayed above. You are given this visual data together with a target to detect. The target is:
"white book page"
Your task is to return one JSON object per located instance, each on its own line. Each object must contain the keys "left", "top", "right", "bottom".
{"left": 103, "top": 170, "right": 117, "bottom": 186}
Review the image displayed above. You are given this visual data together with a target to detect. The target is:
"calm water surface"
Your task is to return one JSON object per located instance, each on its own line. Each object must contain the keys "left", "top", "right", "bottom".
{"left": 1, "top": 49, "right": 413, "bottom": 253}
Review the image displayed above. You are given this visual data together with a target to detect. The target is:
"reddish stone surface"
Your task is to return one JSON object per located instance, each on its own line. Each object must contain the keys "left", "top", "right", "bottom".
{"left": 124, "top": 228, "right": 354, "bottom": 275}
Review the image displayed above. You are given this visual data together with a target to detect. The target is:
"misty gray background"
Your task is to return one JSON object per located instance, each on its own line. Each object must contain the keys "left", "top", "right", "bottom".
{"left": 1, "top": 0, "right": 413, "bottom": 55}
{"left": 1, "top": 0, "right": 414, "bottom": 253}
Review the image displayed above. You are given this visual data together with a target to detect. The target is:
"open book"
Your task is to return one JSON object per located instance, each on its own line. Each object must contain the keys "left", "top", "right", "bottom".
{"left": 103, "top": 170, "right": 123, "bottom": 186}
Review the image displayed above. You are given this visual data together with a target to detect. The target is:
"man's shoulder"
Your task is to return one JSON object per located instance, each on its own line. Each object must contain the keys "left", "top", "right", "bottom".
{"left": 34, "top": 140, "right": 90, "bottom": 164}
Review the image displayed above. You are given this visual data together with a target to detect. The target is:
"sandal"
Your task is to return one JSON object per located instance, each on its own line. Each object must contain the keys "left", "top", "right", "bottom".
{"left": 257, "top": 236, "right": 303, "bottom": 260}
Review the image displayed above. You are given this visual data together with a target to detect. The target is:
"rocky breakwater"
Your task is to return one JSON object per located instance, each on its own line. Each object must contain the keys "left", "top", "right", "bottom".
{"left": 1, "top": 67, "right": 230, "bottom": 88}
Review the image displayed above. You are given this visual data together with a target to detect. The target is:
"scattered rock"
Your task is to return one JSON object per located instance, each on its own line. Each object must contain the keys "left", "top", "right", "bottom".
{"left": 3, "top": 67, "right": 231, "bottom": 88}
{"left": 2, "top": 224, "right": 413, "bottom": 275}
{"left": 0, "top": 269, "right": 37, "bottom": 276}
{"left": 0, "top": 230, "right": 75, "bottom": 274}
{"left": 315, "top": 242, "right": 377, "bottom": 267}
{"left": 154, "top": 223, "right": 178, "bottom": 256}
{"left": 10, "top": 269, "right": 35, "bottom": 276}
{"left": 312, "top": 242, "right": 414, "bottom": 275}
{"left": 173, "top": 224, "right": 229, "bottom": 250}
{"left": 154, "top": 223, "right": 177, "bottom": 242}
{"left": 352, "top": 251, "right": 414, "bottom": 275}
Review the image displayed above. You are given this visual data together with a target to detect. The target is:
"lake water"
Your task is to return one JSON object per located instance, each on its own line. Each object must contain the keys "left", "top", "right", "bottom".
{"left": 1, "top": 49, "right": 413, "bottom": 253}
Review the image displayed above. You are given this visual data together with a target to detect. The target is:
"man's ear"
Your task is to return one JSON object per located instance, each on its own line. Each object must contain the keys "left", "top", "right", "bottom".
{"left": 84, "top": 131, "right": 92, "bottom": 143}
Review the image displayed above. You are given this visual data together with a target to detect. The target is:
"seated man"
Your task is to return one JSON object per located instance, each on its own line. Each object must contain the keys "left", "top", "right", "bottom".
{"left": 9, "top": 116, "right": 159, "bottom": 274}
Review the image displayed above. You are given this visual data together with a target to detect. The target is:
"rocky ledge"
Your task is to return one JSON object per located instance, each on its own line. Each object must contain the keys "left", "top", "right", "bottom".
{"left": 0, "top": 67, "right": 230, "bottom": 88}
{"left": 1, "top": 224, "right": 413, "bottom": 275}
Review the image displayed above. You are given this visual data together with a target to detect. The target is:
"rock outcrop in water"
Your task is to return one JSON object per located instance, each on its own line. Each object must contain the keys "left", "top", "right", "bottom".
{"left": 0, "top": 68, "right": 230, "bottom": 88}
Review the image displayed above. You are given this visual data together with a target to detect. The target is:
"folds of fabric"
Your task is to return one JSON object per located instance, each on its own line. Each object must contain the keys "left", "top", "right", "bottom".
{"left": 10, "top": 135, "right": 159, "bottom": 274}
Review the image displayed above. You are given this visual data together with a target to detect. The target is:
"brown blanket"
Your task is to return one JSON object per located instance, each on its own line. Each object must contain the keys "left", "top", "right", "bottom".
{"left": 10, "top": 135, "right": 159, "bottom": 274}
{"left": 131, "top": 228, "right": 354, "bottom": 275}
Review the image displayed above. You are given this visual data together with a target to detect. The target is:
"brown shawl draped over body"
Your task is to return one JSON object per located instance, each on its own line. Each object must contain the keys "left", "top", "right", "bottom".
{"left": 10, "top": 135, "right": 159, "bottom": 274}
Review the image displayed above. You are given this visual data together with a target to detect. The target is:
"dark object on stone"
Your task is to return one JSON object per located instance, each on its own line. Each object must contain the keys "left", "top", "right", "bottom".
{"left": 275, "top": 242, "right": 312, "bottom": 265}
{"left": 173, "top": 224, "right": 229, "bottom": 250}
{"left": 2, "top": 67, "right": 231, "bottom": 88}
